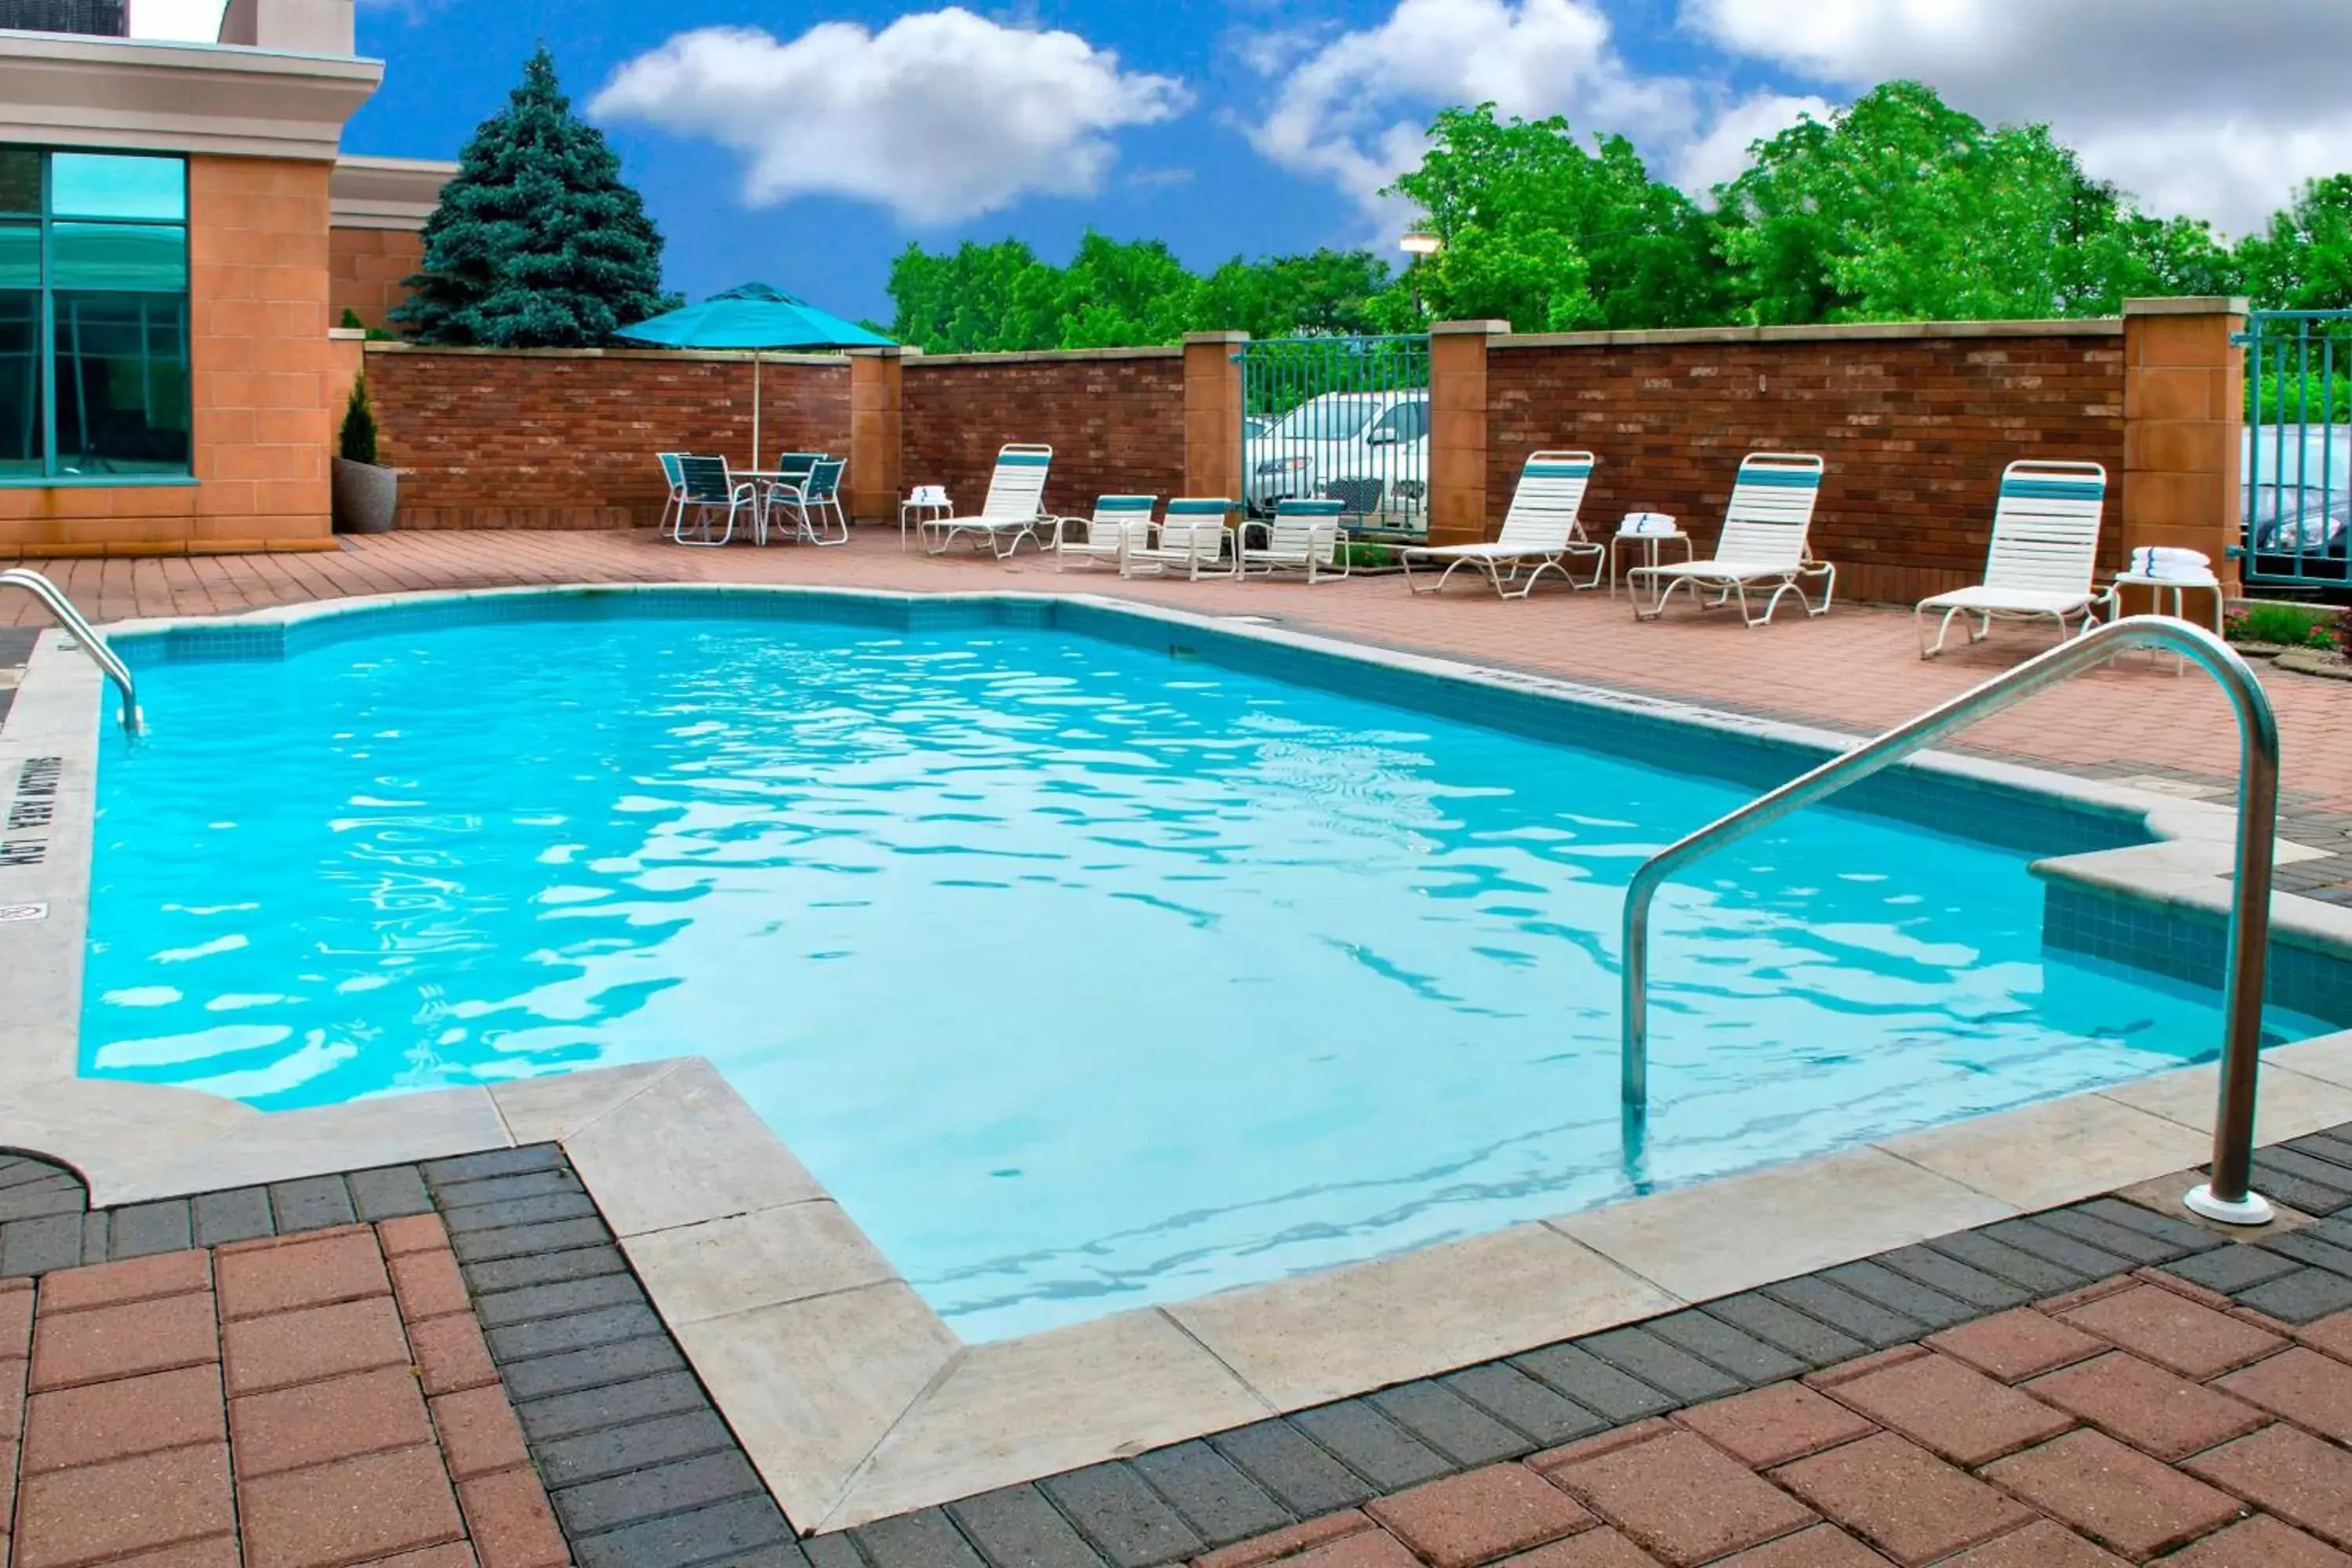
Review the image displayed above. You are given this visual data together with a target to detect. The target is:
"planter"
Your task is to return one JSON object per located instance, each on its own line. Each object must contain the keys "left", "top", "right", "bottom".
{"left": 332, "top": 457, "right": 398, "bottom": 534}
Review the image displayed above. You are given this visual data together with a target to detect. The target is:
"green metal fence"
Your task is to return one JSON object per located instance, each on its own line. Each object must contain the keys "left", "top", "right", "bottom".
{"left": 1238, "top": 335, "right": 1431, "bottom": 537}
{"left": 2241, "top": 310, "right": 2352, "bottom": 589}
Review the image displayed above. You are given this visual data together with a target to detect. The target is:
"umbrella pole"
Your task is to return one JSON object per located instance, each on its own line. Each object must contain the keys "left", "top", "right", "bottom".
{"left": 752, "top": 353, "right": 763, "bottom": 471}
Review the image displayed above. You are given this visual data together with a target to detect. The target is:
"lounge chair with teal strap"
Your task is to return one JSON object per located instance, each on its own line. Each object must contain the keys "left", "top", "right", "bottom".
{"left": 1239, "top": 497, "right": 1350, "bottom": 584}
{"left": 1916, "top": 460, "right": 2111, "bottom": 657}
{"left": 1122, "top": 498, "right": 1237, "bottom": 579}
{"left": 1401, "top": 450, "right": 1602, "bottom": 597}
{"left": 1048, "top": 494, "right": 1159, "bottom": 572}
{"left": 1630, "top": 452, "right": 1831, "bottom": 627}
{"left": 924, "top": 444, "right": 1054, "bottom": 558}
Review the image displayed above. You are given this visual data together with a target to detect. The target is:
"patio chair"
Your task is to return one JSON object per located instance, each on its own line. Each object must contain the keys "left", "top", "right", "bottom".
{"left": 924, "top": 444, "right": 1054, "bottom": 558}
{"left": 672, "top": 455, "right": 757, "bottom": 548}
{"left": 762, "top": 456, "right": 850, "bottom": 546}
{"left": 1239, "top": 497, "right": 1349, "bottom": 584}
{"left": 1628, "top": 452, "right": 1831, "bottom": 627}
{"left": 1915, "top": 460, "right": 2111, "bottom": 658}
{"left": 656, "top": 452, "right": 689, "bottom": 540}
{"left": 1047, "top": 494, "right": 1158, "bottom": 572}
{"left": 1400, "top": 450, "right": 1603, "bottom": 597}
{"left": 1122, "top": 498, "right": 1237, "bottom": 579}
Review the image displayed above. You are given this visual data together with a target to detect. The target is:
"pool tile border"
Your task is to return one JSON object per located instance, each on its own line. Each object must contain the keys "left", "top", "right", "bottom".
{"left": 11, "top": 584, "right": 2352, "bottom": 1534}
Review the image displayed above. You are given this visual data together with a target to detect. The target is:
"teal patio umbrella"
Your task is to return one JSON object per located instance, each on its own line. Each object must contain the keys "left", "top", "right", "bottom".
{"left": 617, "top": 283, "right": 893, "bottom": 467}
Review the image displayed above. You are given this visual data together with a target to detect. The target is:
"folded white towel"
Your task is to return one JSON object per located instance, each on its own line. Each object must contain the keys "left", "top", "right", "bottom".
{"left": 2129, "top": 546, "right": 2215, "bottom": 582}
{"left": 909, "top": 485, "right": 949, "bottom": 506}
{"left": 1619, "top": 512, "right": 1678, "bottom": 538}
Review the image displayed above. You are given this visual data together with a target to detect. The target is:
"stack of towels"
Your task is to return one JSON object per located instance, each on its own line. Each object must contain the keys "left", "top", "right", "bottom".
{"left": 909, "top": 485, "right": 949, "bottom": 507}
{"left": 1618, "top": 512, "right": 1679, "bottom": 537}
{"left": 2129, "top": 546, "right": 2214, "bottom": 583}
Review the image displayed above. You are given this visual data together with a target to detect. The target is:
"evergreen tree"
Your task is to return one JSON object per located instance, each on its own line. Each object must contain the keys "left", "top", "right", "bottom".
{"left": 394, "top": 47, "right": 677, "bottom": 347}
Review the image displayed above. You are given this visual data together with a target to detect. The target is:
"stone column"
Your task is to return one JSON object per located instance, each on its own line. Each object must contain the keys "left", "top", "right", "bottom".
{"left": 1183, "top": 332, "right": 1247, "bottom": 502}
{"left": 846, "top": 347, "right": 907, "bottom": 525}
{"left": 1428, "top": 319, "right": 1508, "bottom": 546}
{"left": 2122, "top": 296, "right": 2249, "bottom": 599}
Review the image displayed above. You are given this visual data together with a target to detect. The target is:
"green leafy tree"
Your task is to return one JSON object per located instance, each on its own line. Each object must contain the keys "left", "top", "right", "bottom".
{"left": 394, "top": 48, "right": 677, "bottom": 347}
{"left": 1054, "top": 233, "right": 1202, "bottom": 347}
{"left": 2239, "top": 175, "right": 2352, "bottom": 310}
{"left": 1384, "top": 105, "right": 1726, "bottom": 330}
{"left": 1716, "top": 82, "right": 2103, "bottom": 322}
{"left": 886, "top": 238, "right": 1065, "bottom": 352}
{"left": 1192, "top": 249, "right": 1392, "bottom": 337}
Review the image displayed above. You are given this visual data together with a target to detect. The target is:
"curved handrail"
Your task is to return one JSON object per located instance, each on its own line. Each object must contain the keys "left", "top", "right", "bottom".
{"left": 1622, "top": 615, "right": 2280, "bottom": 1225}
{"left": 0, "top": 568, "right": 141, "bottom": 735}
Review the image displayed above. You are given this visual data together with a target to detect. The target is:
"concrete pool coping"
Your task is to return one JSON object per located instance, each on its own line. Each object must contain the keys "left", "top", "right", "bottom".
{"left": 7, "top": 581, "right": 2352, "bottom": 1534}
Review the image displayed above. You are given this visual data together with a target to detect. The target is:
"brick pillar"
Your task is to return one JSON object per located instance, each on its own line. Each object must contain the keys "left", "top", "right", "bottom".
{"left": 846, "top": 347, "right": 908, "bottom": 525}
{"left": 1428, "top": 320, "right": 1508, "bottom": 546}
{"left": 2123, "top": 296, "right": 2249, "bottom": 600}
{"left": 1183, "top": 332, "right": 1247, "bottom": 501}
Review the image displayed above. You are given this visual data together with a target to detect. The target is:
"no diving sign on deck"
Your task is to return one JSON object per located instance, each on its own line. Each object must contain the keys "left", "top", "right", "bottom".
{"left": 1, "top": 755, "right": 60, "bottom": 869}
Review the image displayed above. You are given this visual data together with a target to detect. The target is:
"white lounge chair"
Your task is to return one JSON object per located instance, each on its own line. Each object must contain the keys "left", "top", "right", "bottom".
{"left": 1629, "top": 452, "right": 1831, "bottom": 627}
{"left": 1048, "top": 494, "right": 1158, "bottom": 572}
{"left": 923, "top": 444, "right": 1053, "bottom": 558}
{"left": 1121, "top": 498, "right": 1236, "bottom": 579}
{"left": 1400, "top": 450, "right": 1603, "bottom": 597}
{"left": 1916, "top": 461, "right": 2112, "bottom": 658}
{"left": 1239, "top": 497, "right": 1348, "bottom": 584}
{"left": 655, "top": 452, "right": 688, "bottom": 539}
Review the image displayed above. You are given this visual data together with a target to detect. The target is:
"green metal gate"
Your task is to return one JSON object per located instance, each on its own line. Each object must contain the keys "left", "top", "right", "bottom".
{"left": 2241, "top": 310, "right": 2352, "bottom": 589}
{"left": 1238, "top": 335, "right": 1430, "bottom": 538}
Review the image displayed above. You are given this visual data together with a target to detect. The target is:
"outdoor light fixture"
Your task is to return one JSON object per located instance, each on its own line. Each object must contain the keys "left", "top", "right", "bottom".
{"left": 1399, "top": 230, "right": 1443, "bottom": 256}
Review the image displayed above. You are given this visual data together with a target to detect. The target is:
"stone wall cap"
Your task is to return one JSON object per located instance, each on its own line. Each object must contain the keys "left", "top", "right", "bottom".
{"left": 907, "top": 345, "right": 1183, "bottom": 367}
{"left": 1430, "top": 319, "right": 1513, "bottom": 336}
{"left": 1494, "top": 318, "right": 2123, "bottom": 350}
{"left": 1183, "top": 331, "right": 1251, "bottom": 345}
{"left": 2124, "top": 296, "right": 2252, "bottom": 317}
{"left": 844, "top": 345, "right": 913, "bottom": 359}
{"left": 359, "top": 342, "right": 851, "bottom": 366}
{"left": 328, "top": 327, "right": 367, "bottom": 342}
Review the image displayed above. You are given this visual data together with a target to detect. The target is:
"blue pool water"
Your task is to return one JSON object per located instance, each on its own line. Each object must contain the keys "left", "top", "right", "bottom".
{"left": 82, "top": 605, "right": 2324, "bottom": 1339}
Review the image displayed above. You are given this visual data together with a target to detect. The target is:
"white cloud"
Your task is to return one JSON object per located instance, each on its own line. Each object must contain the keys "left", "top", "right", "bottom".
{"left": 1685, "top": 0, "right": 2352, "bottom": 234}
{"left": 1240, "top": 0, "right": 1800, "bottom": 234}
{"left": 591, "top": 9, "right": 1191, "bottom": 226}
{"left": 1671, "top": 90, "right": 1831, "bottom": 195}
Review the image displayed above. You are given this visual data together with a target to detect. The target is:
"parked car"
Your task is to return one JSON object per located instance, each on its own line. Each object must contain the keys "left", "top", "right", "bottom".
{"left": 1243, "top": 415, "right": 1273, "bottom": 441}
{"left": 1244, "top": 391, "right": 1429, "bottom": 523}
{"left": 2244, "top": 426, "right": 2351, "bottom": 583}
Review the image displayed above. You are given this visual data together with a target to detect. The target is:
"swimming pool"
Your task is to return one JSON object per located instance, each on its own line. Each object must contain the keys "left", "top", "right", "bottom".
{"left": 80, "top": 593, "right": 2329, "bottom": 1339}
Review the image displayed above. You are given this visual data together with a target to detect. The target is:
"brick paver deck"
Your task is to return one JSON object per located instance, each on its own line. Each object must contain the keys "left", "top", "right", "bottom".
{"left": 0, "top": 1163, "right": 568, "bottom": 1568}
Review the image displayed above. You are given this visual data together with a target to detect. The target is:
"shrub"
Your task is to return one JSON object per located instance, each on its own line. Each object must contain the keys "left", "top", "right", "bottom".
{"left": 339, "top": 376, "right": 379, "bottom": 466}
{"left": 1341, "top": 542, "right": 1399, "bottom": 569}
{"left": 2225, "top": 601, "right": 2336, "bottom": 648}
{"left": 2336, "top": 606, "right": 2352, "bottom": 660}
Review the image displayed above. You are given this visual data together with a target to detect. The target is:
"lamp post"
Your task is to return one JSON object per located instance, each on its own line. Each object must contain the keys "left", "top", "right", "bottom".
{"left": 1399, "top": 230, "right": 1442, "bottom": 316}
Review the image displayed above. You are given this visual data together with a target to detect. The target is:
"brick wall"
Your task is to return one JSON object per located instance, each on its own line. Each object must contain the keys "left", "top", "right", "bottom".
{"left": 329, "top": 227, "right": 422, "bottom": 332}
{"left": 365, "top": 346, "right": 851, "bottom": 530}
{"left": 1485, "top": 325, "right": 2128, "bottom": 604}
{"left": 903, "top": 350, "right": 1185, "bottom": 523}
{"left": 0, "top": 154, "right": 337, "bottom": 558}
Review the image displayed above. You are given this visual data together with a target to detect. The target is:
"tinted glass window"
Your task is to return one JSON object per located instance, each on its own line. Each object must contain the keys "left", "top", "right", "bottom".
{"left": 0, "top": 289, "right": 38, "bottom": 475}
{"left": 49, "top": 154, "right": 185, "bottom": 222}
{"left": 0, "top": 151, "right": 38, "bottom": 216}
{"left": 53, "top": 223, "right": 187, "bottom": 292}
{"left": 52, "top": 292, "right": 190, "bottom": 475}
{"left": 0, "top": 223, "right": 36, "bottom": 289}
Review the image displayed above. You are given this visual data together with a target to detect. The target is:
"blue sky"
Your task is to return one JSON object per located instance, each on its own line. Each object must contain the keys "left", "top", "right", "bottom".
{"left": 296, "top": 2, "right": 2352, "bottom": 322}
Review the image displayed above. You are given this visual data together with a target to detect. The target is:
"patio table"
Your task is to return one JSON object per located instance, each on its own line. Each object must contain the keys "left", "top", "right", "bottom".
{"left": 742, "top": 470, "right": 826, "bottom": 546}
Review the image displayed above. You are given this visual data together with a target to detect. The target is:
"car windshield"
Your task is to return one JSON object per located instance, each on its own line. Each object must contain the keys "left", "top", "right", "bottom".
{"left": 1269, "top": 400, "right": 1380, "bottom": 441}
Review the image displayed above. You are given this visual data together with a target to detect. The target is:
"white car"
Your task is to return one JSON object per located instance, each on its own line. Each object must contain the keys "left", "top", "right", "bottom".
{"left": 1244, "top": 391, "right": 1430, "bottom": 525}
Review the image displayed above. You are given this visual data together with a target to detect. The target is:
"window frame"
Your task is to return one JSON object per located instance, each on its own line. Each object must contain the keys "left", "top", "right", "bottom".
{"left": 0, "top": 145, "right": 194, "bottom": 489}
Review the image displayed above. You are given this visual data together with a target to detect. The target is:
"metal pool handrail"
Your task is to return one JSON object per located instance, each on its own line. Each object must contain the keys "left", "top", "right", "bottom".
{"left": 1621, "top": 615, "right": 2281, "bottom": 1227}
{"left": 0, "top": 568, "right": 141, "bottom": 735}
